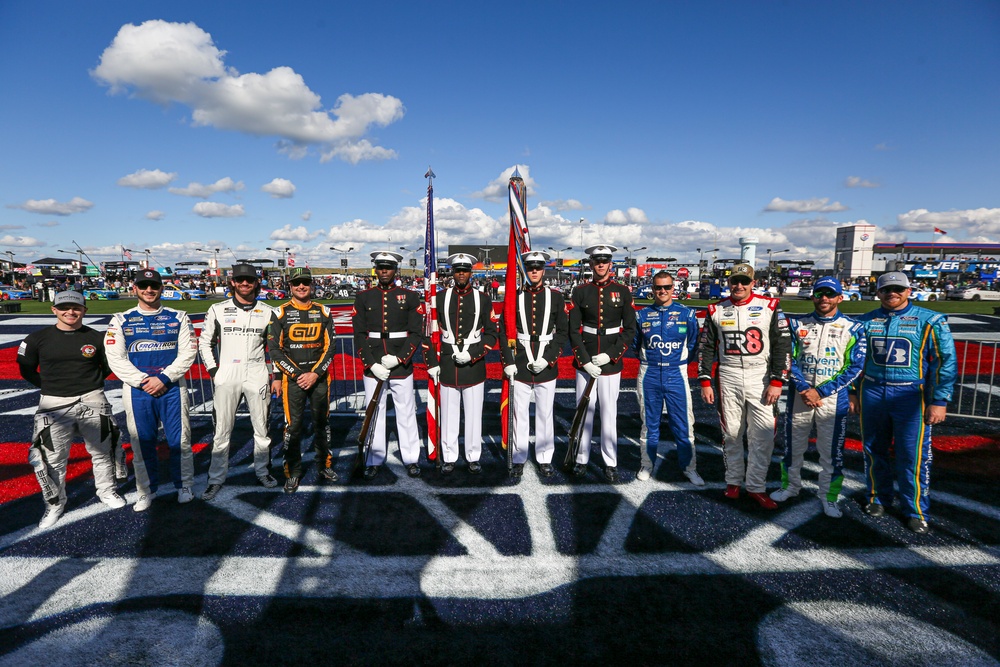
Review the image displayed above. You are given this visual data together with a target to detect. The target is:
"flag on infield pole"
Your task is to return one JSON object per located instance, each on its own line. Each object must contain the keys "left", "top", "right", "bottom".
{"left": 501, "top": 167, "right": 531, "bottom": 452}
{"left": 424, "top": 167, "right": 440, "bottom": 461}
{"left": 934, "top": 227, "right": 948, "bottom": 235}
{"left": 121, "top": 246, "right": 132, "bottom": 261}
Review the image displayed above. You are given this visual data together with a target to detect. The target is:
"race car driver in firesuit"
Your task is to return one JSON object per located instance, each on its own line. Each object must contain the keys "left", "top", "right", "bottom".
{"left": 267, "top": 267, "right": 336, "bottom": 493}
{"left": 698, "top": 263, "right": 792, "bottom": 509}
{"left": 633, "top": 271, "right": 703, "bottom": 485}
{"left": 105, "top": 269, "right": 198, "bottom": 511}
{"left": 850, "top": 271, "right": 956, "bottom": 534}
{"left": 199, "top": 263, "right": 277, "bottom": 500}
{"left": 770, "top": 277, "right": 866, "bottom": 518}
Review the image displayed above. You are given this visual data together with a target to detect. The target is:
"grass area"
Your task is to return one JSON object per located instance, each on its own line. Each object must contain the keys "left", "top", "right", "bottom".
{"left": 4, "top": 296, "right": 998, "bottom": 317}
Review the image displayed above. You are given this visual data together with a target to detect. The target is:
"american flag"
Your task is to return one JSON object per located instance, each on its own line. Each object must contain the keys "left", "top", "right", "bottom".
{"left": 121, "top": 246, "right": 132, "bottom": 261}
{"left": 501, "top": 167, "right": 531, "bottom": 452}
{"left": 424, "top": 168, "right": 440, "bottom": 461}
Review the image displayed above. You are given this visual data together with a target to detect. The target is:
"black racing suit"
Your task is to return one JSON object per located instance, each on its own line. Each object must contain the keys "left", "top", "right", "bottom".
{"left": 267, "top": 300, "right": 335, "bottom": 478}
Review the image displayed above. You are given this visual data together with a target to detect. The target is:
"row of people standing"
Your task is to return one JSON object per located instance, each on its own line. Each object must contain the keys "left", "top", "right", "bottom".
{"left": 20, "top": 251, "right": 955, "bottom": 536}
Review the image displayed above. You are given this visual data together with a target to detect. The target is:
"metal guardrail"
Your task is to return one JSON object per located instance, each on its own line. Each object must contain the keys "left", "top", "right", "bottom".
{"left": 949, "top": 339, "right": 1000, "bottom": 422}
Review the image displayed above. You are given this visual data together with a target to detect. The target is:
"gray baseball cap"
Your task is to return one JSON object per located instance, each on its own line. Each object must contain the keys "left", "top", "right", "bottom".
{"left": 53, "top": 290, "right": 86, "bottom": 307}
{"left": 876, "top": 272, "right": 910, "bottom": 291}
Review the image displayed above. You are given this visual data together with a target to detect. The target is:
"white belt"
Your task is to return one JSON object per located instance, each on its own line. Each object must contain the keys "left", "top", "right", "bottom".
{"left": 441, "top": 330, "right": 482, "bottom": 345}
{"left": 517, "top": 333, "right": 554, "bottom": 343}
{"left": 583, "top": 325, "right": 622, "bottom": 335}
{"left": 368, "top": 331, "right": 408, "bottom": 339}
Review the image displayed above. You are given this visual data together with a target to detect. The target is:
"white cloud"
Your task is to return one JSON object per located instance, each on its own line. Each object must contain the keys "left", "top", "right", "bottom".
{"left": 117, "top": 168, "right": 177, "bottom": 189}
{"left": 169, "top": 177, "right": 244, "bottom": 198}
{"left": 269, "top": 224, "right": 322, "bottom": 242}
{"left": 92, "top": 20, "right": 404, "bottom": 162}
{"left": 193, "top": 202, "right": 245, "bottom": 218}
{"left": 261, "top": 178, "right": 296, "bottom": 199}
{"left": 0, "top": 235, "right": 45, "bottom": 247}
{"left": 0, "top": 224, "right": 25, "bottom": 230}
{"left": 764, "top": 197, "right": 849, "bottom": 213}
{"left": 301, "top": 210, "right": 312, "bottom": 221}
{"left": 894, "top": 208, "right": 1000, "bottom": 240}
{"left": 145, "top": 210, "right": 166, "bottom": 221}
{"left": 9, "top": 197, "right": 94, "bottom": 216}
{"left": 469, "top": 165, "right": 537, "bottom": 203}
{"left": 540, "top": 199, "right": 587, "bottom": 211}
{"left": 845, "top": 176, "right": 880, "bottom": 188}
{"left": 604, "top": 208, "right": 649, "bottom": 225}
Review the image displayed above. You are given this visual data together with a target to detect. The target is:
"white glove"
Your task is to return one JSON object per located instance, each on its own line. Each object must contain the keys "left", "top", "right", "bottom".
{"left": 452, "top": 350, "right": 472, "bottom": 365}
{"left": 503, "top": 364, "right": 518, "bottom": 379}
{"left": 427, "top": 365, "right": 441, "bottom": 381}
{"left": 583, "top": 362, "right": 602, "bottom": 378}
{"left": 592, "top": 353, "right": 611, "bottom": 366}
{"left": 528, "top": 360, "right": 548, "bottom": 373}
{"left": 381, "top": 354, "right": 400, "bottom": 369}
{"left": 370, "top": 363, "right": 391, "bottom": 381}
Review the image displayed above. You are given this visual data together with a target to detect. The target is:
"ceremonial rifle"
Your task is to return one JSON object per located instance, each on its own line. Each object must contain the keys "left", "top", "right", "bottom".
{"left": 564, "top": 375, "right": 597, "bottom": 469}
{"left": 354, "top": 378, "right": 385, "bottom": 477}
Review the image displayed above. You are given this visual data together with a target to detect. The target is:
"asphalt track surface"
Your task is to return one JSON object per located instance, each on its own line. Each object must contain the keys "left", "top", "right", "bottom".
{"left": 1, "top": 311, "right": 998, "bottom": 666}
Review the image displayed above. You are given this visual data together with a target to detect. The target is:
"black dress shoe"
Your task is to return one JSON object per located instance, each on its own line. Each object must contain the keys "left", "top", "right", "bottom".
{"left": 539, "top": 463, "right": 555, "bottom": 478}
{"left": 510, "top": 463, "right": 524, "bottom": 478}
{"left": 572, "top": 463, "right": 587, "bottom": 477}
{"left": 864, "top": 503, "right": 886, "bottom": 517}
{"left": 468, "top": 461, "right": 482, "bottom": 474}
{"left": 406, "top": 463, "right": 421, "bottom": 478}
{"left": 441, "top": 462, "right": 455, "bottom": 474}
{"left": 604, "top": 466, "right": 620, "bottom": 483}
{"left": 907, "top": 517, "right": 930, "bottom": 534}
{"left": 363, "top": 466, "right": 379, "bottom": 480}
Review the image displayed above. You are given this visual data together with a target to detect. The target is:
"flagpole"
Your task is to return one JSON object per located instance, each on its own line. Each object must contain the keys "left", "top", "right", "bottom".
{"left": 423, "top": 167, "right": 441, "bottom": 465}
{"left": 501, "top": 167, "right": 531, "bottom": 470}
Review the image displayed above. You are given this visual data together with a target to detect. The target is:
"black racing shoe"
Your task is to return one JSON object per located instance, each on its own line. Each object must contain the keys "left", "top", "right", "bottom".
{"left": 257, "top": 473, "right": 279, "bottom": 488}
{"left": 319, "top": 467, "right": 339, "bottom": 482}
{"left": 363, "top": 466, "right": 379, "bottom": 480}
{"left": 864, "top": 503, "right": 886, "bottom": 517}
{"left": 283, "top": 476, "right": 300, "bottom": 493}
{"left": 468, "top": 461, "right": 482, "bottom": 474}
{"left": 510, "top": 463, "right": 524, "bottom": 478}
{"left": 572, "top": 463, "right": 587, "bottom": 478}
{"left": 201, "top": 483, "right": 222, "bottom": 501}
{"left": 406, "top": 464, "right": 421, "bottom": 478}
{"left": 907, "top": 517, "right": 930, "bottom": 534}
{"left": 539, "top": 463, "right": 555, "bottom": 478}
{"left": 441, "top": 462, "right": 455, "bottom": 475}
{"left": 604, "top": 466, "right": 620, "bottom": 483}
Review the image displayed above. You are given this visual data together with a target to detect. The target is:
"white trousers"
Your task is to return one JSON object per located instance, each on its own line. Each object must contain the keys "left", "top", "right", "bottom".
{"left": 511, "top": 379, "right": 556, "bottom": 464}
{"left": 440, "top": 383, "right": 485, "bottom": 464}
{"left": 208, "top": 374, "right": 272, "bottom": 484}
{"left": 362, "top": 375, "right": 420, "bottom": 466}
{"left": 574, "top": 370, "right": 622, "bottom": 467}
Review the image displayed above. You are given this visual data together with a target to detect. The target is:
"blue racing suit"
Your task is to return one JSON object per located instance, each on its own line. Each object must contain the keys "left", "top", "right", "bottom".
{"left": 781, "top": 312, "right": 865, "bottom": 500}
{"left": 634, "top": 302, "right": 700, "bottom": 473}
{"left": 105, "top": 305, "right": 198, "bottom": 494}
{"left": 854, "top": 303, "right": 957, "bottom": 520}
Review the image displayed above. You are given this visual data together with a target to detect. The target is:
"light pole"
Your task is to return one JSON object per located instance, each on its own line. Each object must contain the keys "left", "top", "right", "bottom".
{"left": 195, "top": 247, "right": 222, "bottom": 281}
{"left": 479, "top": 247, "right": 493, "bottom": 279}
{"left": 578, "top": 218, "right": 585, "bottom": 249}
{"left": 548, "top": 246, "right": 572, "bottom": 283}
{"left": 331, "top": 246, "right": 354, "bottom": 276}
{"left": 1, "top": 250, "right": 14, "bottom": 279}
{"left": 399, "top": 246, "right": 423, "bottom": 278}
{"left": 697, "top": 247, "right": 718, "bottom": 279}
{"left": 143, "top": 249, "right": 152, "bottom": 269}
{"left": 266, "top": 246, "right": 290, "bottom": 281}
{"left": 57, "top": 248, "right": 85, "bottom": 276}
{"left": 766, "top": 248, "right": 790, "bottom": 279}
{"left": 622, "top": 245, "right": 646, "bottom": 286}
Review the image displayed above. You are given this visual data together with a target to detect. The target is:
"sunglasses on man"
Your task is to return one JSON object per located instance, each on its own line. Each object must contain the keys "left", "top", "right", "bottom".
{"left": 878, "top": 286, "right": 907, "bottom": 294}
{"left": 290, "top": 279, "right": 312, "bottom": 287}
{"left": 813, "top": 289, "right": 839, "bottom": 299}
{"left": 652, "top": 284, "right": 674, "bottom": 291}
{"left": 729, "top": 276, "right": 752, "bottom": 286}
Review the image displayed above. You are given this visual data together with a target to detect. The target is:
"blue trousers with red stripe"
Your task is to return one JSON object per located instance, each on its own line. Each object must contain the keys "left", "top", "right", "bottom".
{"left": 859, "top": 378, "right": 933, "bottom": 520}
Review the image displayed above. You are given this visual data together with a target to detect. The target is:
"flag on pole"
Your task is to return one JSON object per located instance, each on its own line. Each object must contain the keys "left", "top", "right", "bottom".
{"left": 121, "top": 246, "right": 132, "bottom": 261}
{"left": 423, "top": 167, "right": 440, "bottom": 461}
{"left": 501, "top": 167, "right": 531, "bottom": 452}
{"left": 934, "top": 227, "right": 948, "bottom": 235}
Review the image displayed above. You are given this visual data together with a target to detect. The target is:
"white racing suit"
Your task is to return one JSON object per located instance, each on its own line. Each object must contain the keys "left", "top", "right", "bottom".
{"left": 199, "top": 299, "right": 276, "bottom": 484}
{"left": 781, "top": 312, "right": 866, "bottom": 500}
{"left": 698, "top": 294, "right": 792, "bottom": 493}
{"left": 30, "top": 390, "right": 119, "bottom": 505}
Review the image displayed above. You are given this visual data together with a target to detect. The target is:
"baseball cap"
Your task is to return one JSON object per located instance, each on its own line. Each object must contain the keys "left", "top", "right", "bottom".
{"left": 876, "top": 272, "right": 910, "bottom": 291}
{"left": 135, "top": 269, "right": 162, "bottom": 286}
{"left": 231, "top": 263, "right": 258, "bottom": 280}
{"left": 812, "top": 276, "right": 843, "bottom": 295}
{"left": 730, "top": 263, "right": 754, "bottom": 281}
{"left": 288, "top": 267, "right": 312, "bottom": 282}
{"left": 53, "top": 290, "right": 86, "bottom": 308}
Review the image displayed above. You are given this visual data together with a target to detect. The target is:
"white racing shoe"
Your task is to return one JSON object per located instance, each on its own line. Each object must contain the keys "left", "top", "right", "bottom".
{"left": 177, "top": 487, "right": 194, "bottom": 504}
{"left": 98, "top": 492, "right": 127, "bottom": 509}
{"left": 683, "top": 469, "right": 705, "bottom": 486}
{"left": 133, "top": 494, "right": 153, "bottom": 512}
{"left": 38, "top": 501, "right": 66, "bottom": 529}
{"left": 636, "top": 466, "right": 652, "bottom": 482}
{"left": 823, "top": 500, "right": 843, "bottom": 518}
{"left": 770, "top": 488, "right": 797, "bottom": 503}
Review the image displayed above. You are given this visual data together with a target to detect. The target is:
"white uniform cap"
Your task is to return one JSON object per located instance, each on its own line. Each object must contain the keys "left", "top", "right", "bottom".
{"left": 584, "top": 244, "right": 618, "bottom": 258}
{"left": 447, "top": 253, "right": 478, "bottom": 269}
{"left": 370, "top": 251, "right": 404, "bottom": 265}
{"left": 521, "top": 250, "right": 551, "bottom": 264}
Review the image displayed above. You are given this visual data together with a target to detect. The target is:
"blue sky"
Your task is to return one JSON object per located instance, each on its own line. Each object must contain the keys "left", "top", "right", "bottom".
{"left": 1, "top": 0, "right": 998, "bottom": 270}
